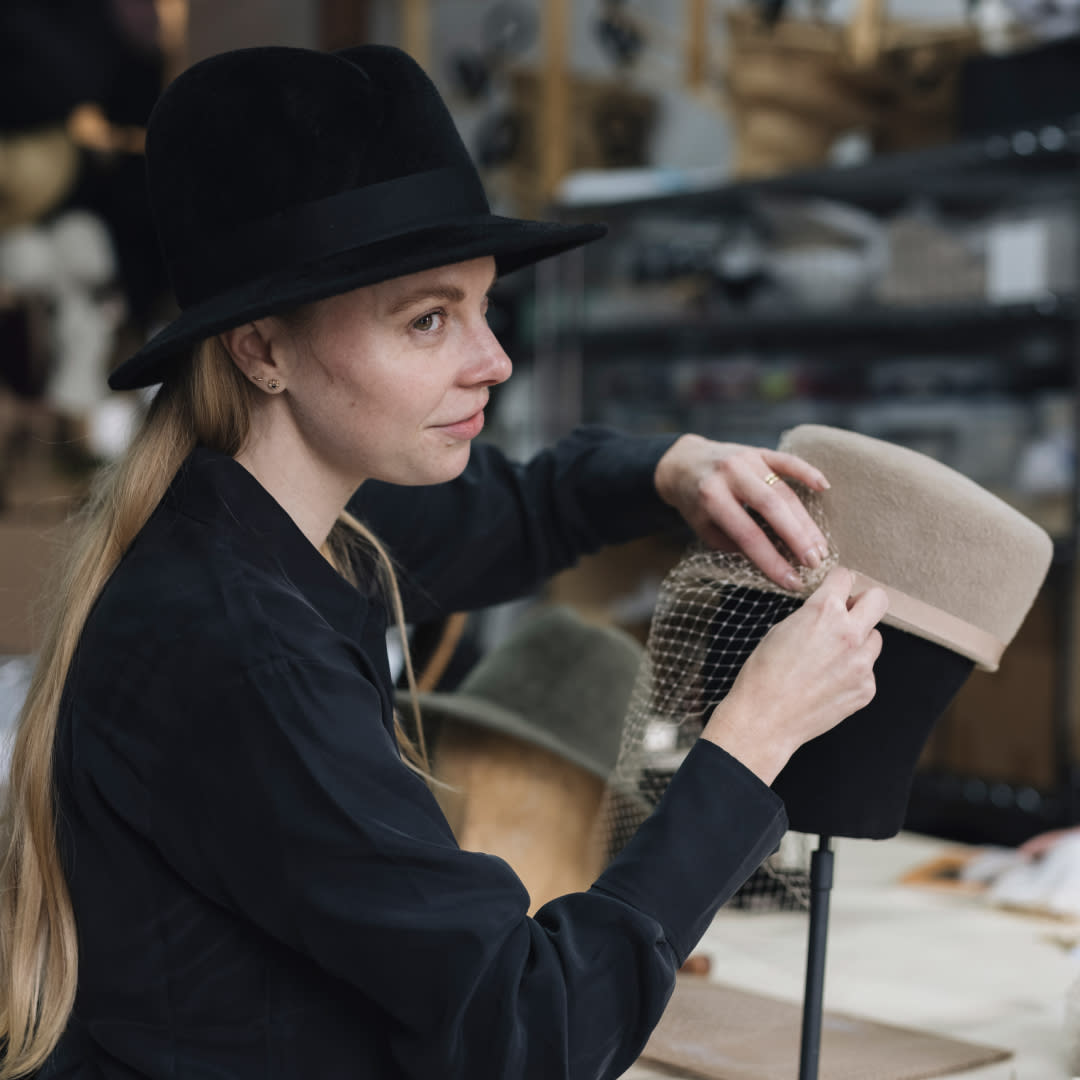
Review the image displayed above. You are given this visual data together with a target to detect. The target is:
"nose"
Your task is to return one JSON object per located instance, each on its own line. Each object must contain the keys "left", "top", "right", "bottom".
{"left": 464, "top": 322, "right": 512, "bottom": 387}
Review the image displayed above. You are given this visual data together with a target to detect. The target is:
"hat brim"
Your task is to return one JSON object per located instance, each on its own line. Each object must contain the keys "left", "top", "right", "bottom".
{"left": 109, "top": 214, "right": 605, "bottom": 390}
{"left": 409, "top": 689, "right": 616, "bottom": 781}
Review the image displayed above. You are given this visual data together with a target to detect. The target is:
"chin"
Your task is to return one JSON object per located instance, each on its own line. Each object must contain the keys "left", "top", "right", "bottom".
{"left": 427, "top": 444, "right": 473, "bottom": 485}
{"left": 383, "top": 444, "right": 472, "bottom": 487}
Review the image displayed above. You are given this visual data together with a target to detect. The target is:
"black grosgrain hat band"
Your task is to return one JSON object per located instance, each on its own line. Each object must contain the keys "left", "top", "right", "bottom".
{"left": 171, "top": 166, "right": 486, "bottom": 307}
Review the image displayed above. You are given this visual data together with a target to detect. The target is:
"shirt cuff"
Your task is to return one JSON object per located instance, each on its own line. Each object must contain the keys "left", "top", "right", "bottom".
{"left": 593, "top": 740, "right": 788, "bottom": 964}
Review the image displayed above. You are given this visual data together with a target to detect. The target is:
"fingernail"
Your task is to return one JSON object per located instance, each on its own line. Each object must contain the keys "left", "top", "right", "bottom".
{"left": 784, "top": 570, "right": 802, "bottom": 590}
{"left": 804, "top": 548, "right": 822, "bottom": 570}
{"left": 819, "top": 475, "right": 831, "bottom": 490}
{"left": 817, "top": 545, "right": 830, "bottom": 562}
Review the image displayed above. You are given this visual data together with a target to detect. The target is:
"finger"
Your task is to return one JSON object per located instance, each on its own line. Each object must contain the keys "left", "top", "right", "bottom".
{"left": 847, "top": 584, "right": 890, "bottom": 634}
{"left": 807, "top": 566, "right": 854, "bottom": 607}
{"left": 709, "top": 494, "right": 804, "bottom": 590}
{"left": 761, "top": 449, "right": 830, "bottom": 492}
{"left": 733, "top": 460, "right": 829, "bottom": 569}
{"left": 864, "top": 626, "right": 884, "bottom": 663}
{"left": 748, "top": 480, "right": 829, "bottom": 569}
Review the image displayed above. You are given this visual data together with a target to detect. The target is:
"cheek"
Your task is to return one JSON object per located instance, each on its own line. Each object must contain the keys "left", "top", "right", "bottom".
{"left": 310, "top": 343, "right": 382, "bottom": 408}
{"left": 303, "top": 322, "right": 452, "bottom": 429}
{"left": 332, "top": 366, "right": 440, "bottom": 439}
{"left": 359, "top": 352, "right": 449, "bottom": 415}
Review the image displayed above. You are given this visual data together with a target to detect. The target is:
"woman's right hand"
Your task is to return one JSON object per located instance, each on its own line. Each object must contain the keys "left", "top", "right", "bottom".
{"left": 701, "top": 567, "right": 888, "bottom": 785}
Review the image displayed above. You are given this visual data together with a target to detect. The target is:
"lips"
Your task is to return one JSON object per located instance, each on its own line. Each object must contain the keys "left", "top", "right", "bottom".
{"left": 435, "top": 409, "right": 485, "bottom": 439}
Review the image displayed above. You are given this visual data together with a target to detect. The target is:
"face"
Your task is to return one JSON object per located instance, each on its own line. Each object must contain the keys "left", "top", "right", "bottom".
{"left": 271, "top": 256, "right": 511, "bottom": 488}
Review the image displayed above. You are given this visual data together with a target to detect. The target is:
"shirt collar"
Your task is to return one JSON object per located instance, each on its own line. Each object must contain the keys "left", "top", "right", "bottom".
{"left": 166, "top": 446, "right": 383, "bottom": 645}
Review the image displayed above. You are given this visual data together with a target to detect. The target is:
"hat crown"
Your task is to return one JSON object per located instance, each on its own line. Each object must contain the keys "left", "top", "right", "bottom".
{"left": 147, "top": 45, "right": 489, "bottom": 303}
{"left": 420, "top": 607, "right": 644, "bottom": 780}
{"left": 780, "top": 424, "right": 1053, "bottom": 661}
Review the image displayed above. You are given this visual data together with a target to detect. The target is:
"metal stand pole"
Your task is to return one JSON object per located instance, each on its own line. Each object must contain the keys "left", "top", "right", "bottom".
{"left": 798, "top": 835, "right": 834, "bottom": 1080}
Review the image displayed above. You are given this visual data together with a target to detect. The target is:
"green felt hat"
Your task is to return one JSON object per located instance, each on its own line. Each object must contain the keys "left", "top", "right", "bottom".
{"left": 411, "top": 606, "right": 643, "bottom": 780}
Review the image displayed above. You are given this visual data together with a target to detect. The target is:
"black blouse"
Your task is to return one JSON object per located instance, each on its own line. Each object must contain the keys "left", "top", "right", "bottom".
{"left": 45, "top": 428, "right": 787, "bottom": 1079}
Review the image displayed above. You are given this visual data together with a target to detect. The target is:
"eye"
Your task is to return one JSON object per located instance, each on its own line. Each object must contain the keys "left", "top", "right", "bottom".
{"left": 412, "top": 310, "right": 445, "bottom": 333}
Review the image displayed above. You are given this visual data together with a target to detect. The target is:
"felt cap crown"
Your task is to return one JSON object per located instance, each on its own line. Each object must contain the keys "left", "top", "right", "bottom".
{"left": 781, "top": 424, "right": 1053, "bottom": 671}
{"left": 109, "top": 44, "right": 605, "bottom": 390}
{"left": 413, "top": 606, "right": 642, "bottom": 781}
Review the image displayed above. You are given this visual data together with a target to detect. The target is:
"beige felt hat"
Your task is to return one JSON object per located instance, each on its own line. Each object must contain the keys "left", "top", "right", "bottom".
{"left": 780, "top": 424, "right": 1053, "bottom": 671}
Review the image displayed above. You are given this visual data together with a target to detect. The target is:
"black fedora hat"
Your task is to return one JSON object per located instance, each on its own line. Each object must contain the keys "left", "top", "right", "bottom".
{"left": 108, "top": 45, "right": 605, "bottom": 390}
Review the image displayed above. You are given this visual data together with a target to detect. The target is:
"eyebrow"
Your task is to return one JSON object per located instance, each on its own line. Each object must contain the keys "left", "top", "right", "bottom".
{"left": 385, "top": 284, "right": 466, "bottom": 317}
{"left": 384, "top": 268, "right": 498, "bottom": 317}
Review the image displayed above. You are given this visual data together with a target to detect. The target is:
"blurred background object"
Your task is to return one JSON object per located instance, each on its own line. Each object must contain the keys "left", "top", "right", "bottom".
{"left": 0, "top": 0, "right": 184, "bottom": 664}
{"left": 723, "top": 0, "right": 980, "bottom": 178}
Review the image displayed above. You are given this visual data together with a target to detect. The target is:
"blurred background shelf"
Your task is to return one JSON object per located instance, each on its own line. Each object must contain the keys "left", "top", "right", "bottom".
{"left": 536, "top": 121, "right": 1080, "bottom": 848}
{"left": 561, "top": 117, "right": 1080, "bottom": 218}
{"left": 574, "top": 295, "right": 1077, "bottom": 353}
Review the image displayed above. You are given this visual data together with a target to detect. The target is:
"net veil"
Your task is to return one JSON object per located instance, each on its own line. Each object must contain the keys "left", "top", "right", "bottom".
{"left": 603, "top": 483, "right": 835, "bottom": 909}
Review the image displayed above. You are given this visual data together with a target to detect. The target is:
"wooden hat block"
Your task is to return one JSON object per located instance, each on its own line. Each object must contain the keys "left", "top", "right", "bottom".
{"left": 414, "top": 607, "right": 644, "bottom": 913}
{"left": 433, "top": 723, "right": 608, "bottom": 915}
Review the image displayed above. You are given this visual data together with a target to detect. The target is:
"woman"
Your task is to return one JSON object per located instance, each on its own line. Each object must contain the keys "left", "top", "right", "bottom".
{"left": 0, "top": 45, "right": 887, "bottom": 1079}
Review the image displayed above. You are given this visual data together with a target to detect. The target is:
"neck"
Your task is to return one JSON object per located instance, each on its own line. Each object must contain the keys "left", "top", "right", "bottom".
{"left": 234, "top": 422, "right": 359, "bottom": 549}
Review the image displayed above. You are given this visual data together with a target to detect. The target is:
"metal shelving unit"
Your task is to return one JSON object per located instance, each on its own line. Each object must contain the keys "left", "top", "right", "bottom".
{"left": 536, "top": 119, "right": 1080, "bottom": 846}
{"left": 571, "top": 295, "right": 1076, "bottom": 352}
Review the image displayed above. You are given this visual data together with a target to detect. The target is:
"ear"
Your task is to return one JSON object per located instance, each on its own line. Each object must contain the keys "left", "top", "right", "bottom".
{"left": 218, "top": 319, "right": 286, "bottom": 383}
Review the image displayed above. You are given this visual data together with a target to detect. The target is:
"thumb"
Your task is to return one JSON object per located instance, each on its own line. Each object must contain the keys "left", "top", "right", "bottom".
{"left": 808, "top": 566, "right": 853, "bottom": 606}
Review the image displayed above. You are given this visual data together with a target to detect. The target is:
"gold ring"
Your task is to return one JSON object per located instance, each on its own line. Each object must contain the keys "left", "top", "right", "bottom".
{"left": 763, "top": 472, "right": 782, "bottom": 486}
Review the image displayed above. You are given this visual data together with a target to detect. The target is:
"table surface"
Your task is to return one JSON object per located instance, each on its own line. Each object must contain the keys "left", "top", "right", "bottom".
{"left": 627, "top": 831, "right": 1079, "bottom": 1080}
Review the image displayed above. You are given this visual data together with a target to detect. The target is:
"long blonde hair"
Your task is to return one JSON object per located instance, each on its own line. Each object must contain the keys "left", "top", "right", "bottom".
{"left": 0, "top": 337, "right": 429, "bottom": 1078}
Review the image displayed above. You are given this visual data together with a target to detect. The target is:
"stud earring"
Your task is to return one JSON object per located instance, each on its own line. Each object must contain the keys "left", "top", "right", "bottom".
{"left": 267, "top": 379, "right": 281, "bottom": 391}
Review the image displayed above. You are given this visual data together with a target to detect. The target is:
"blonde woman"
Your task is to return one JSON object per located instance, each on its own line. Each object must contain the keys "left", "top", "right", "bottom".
{"left": 0, "top": 46, "right": 887, "bottom": 1079}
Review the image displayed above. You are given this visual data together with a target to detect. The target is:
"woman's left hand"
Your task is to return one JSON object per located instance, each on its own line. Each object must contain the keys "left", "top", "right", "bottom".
{"left": 654, "top": 434, "right": 831, "bottom": 590}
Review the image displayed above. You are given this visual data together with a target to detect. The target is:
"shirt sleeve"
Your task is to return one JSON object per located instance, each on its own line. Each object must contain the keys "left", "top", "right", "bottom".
{"left": 152, "top": 646, "right": 787, "bottom": 1080}
{"left": 346, "top": 426, "right": 685, "bottom": 621}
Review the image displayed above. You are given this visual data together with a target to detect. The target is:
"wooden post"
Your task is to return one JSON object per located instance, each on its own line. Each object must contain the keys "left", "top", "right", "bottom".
{"left": 433, "top": 727, "right": 608, "bottom": 915}
{"left": 186, "top": 0, "right": 319, "bottom": 65}
{"left": 320, "top": 0, "right": 371, "bottom": 51}
{"left": 155, "top": 0, "right": 189, "bottom": 84}
{"left": 539, "top": 0, "right": 570, "bottom": 208}
{"left": 848, "top": 0, "right": 886, "bottom": 68}
{"left": 400, "top": 0, "right": 430, "bottom": 73}
{"left": 686, "top": 0, "right": 708, "bottom": 90}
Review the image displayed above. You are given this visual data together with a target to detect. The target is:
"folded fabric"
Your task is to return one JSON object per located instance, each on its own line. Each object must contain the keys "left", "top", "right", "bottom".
{"left": 966, "top": 834, "right": 1080, "bottom": 919}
